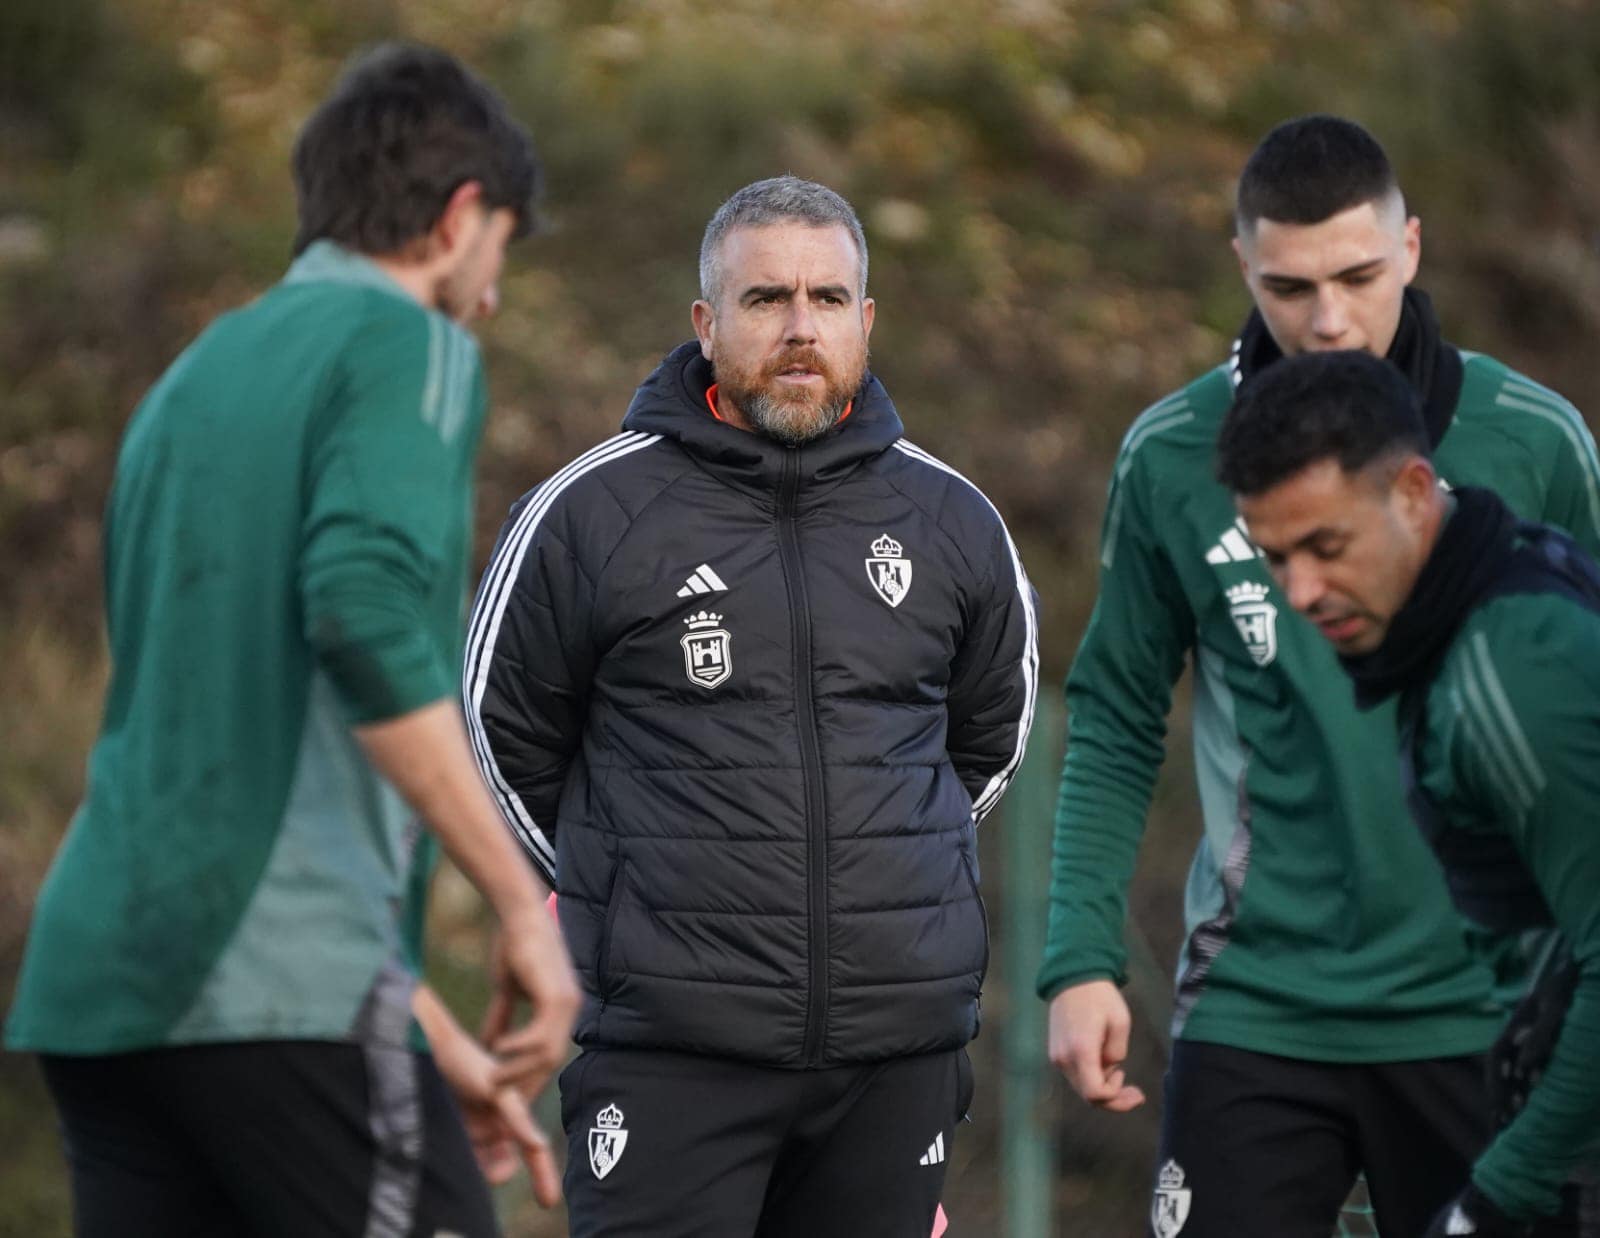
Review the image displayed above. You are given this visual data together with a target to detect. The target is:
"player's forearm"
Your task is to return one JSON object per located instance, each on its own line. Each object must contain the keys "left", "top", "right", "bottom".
{"left": 1036, "top": 718, "right": 1166, "bottom": 999}
{"left": 1038, "top": 578, "right": 1186, "bottom": 999}
{"left": 410, "top": 983, "right": 462, "bottom": 1052}
{"left": 355, "top": 699, "right": 550, "bottom": 925}
{"left": 410, "top": 983, "right": 483, "bottom": 1085}
{"left": 1473, "top": 964, "right": 1600, "bottom": 1220}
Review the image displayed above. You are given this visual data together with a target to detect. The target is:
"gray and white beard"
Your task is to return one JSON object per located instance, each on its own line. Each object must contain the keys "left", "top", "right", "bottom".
{"left": 741, "top": 390, "right": 848, "bottom": 445}
{"left": 715, "top": 343, "right": 866, "bottom": 446}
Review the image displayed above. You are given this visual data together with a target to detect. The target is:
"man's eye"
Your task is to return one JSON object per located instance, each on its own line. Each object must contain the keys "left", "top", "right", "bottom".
{"left": 1311, "top": 543, "right": 1344, "bottom": 561}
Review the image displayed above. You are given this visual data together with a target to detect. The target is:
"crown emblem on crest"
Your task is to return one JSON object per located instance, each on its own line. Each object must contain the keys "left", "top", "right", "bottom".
{"left": 595, "top": 1104, "right": 625, "bottom": 1130}
{"left": 1157, "top": 1160, "right": 1186, "bottom": 1190}
{"left": 870, "top": 533, "right": 903, "bottom": 559}
{"left": 683, "top": 611, "right": 723, "bottom": 630}
{"left": 1225, "top": 580, "right": 1279, "bottom": 668}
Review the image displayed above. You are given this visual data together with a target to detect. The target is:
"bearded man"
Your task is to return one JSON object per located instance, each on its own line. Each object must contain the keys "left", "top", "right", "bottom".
{"left": 1218, "top": 348, "right": 1600, "bottom": 1237}
{"left": 463, "top": 175, "right": 1038, "bottom": 1237}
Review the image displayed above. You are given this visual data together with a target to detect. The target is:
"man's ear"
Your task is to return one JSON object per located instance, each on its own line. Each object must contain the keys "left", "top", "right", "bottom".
{"left": 433, "top": 180, "right": 487, "bottom": 260}
{"left": 1231, "top": 233, "right": 1252, "bottom": 283}
{"left": 1393, "top": 453, "right": 1438, "bottom": 516}
{"left": 1401, "top": 214, "right": 1422, "bottom": 287}
{"left": 691, "top": 299, "right": 715, "bottom": 361}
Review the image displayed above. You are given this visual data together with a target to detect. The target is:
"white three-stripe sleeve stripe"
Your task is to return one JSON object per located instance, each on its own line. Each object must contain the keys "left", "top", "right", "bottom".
{"left": 462, "top": 432, "right": 663, "bottom": 878}
{"left": 462, "top": 431, "right": 661, "bottom": 873}
{"left": 893, "top": 441, "right": 1040, "bottom": 823}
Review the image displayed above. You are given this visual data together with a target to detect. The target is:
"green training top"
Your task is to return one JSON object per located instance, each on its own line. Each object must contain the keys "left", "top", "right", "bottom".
{"left": 1037, "top": 351, "right": 1600, "bottom": 1061}
{"left": 1415, "top": 585, "right": 1600, "bottom": 1219}
{"left": 5, "top": 243, "right": 485, "bottom": 1054}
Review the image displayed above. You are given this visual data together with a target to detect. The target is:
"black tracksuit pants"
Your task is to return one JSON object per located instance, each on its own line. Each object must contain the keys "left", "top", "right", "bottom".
{"left": 39, "top": 1042, "right": 496, "bottom": 1238}
{"left": 1153, "top": 1040, "right": 1584, "bottom": 1238}
{"left": 560, "top": 1046, "right": 973, "bottom": 1237}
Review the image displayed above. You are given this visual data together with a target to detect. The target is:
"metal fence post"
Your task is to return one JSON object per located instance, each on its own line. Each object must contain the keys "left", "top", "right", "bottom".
{"left": 1002, "top": 696, "right": 1064, "bottom": 1238}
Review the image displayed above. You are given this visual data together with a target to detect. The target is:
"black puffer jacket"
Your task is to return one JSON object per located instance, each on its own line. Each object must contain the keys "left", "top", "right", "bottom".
{"left": 465, "top": 343, "right": 1038, "bottom": 1067}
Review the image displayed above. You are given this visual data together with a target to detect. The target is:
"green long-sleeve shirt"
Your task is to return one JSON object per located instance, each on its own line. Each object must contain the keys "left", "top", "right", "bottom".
{"left": 5, "top": 243, "right": 485, "bottom": 1054}
{"left": 1037, "top": 351, "right": 1600, "bottom": 1061}
{"left": 1415, "top": 586, "right": 1600, "bottom": 1218}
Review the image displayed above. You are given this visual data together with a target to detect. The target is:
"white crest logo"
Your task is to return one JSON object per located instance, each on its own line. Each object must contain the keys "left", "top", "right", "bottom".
{"left": 866, "top": 533, "right": 914, "bottom": 608}
{"left": 1226, "top": 581, "right": 1278, "bottom": 668}
{"left": 588, "top": 1103, "right": 629, "bottom": 1180}
{"left": 680, "top": 611, "right": 733, "bottom": 689}
{"left": 1151, "top": 1159, "right": 1192, "bottom": 1237}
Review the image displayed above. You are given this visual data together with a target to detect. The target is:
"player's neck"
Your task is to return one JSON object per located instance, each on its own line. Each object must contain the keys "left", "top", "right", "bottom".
{"left": 368, "top": 255, "right": 443, "bottom": 314}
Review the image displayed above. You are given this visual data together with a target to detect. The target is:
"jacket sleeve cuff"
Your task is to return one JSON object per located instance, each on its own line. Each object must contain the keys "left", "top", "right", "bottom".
{"left": 1471, "top": 1148, "right": 1561, "bottom": 1224}
{"left": 1035, "top": 960, "right": 1126, "bottom": 1002}
{"left": 310, "top": 616, "right": 452, "bottom": 723}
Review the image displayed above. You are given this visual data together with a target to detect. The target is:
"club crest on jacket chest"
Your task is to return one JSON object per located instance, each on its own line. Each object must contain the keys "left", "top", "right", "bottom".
{"left": 681, "top": 610, "right": 733, "bottom": 689}
{"left": 1225, "top": 580, "right": 1278, "bottom": 668}
{"left": 866, "top": 533, "right": 914, "bottom": 608}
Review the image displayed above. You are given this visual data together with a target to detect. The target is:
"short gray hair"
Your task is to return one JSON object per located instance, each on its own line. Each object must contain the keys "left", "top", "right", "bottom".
{"left": 698, "top": 176, "right": 869, "bottom": 305}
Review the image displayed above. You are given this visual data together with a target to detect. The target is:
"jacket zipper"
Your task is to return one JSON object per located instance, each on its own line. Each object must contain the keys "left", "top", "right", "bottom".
{"left": 778, "top": 449, "right": 830, "bottom": 1065}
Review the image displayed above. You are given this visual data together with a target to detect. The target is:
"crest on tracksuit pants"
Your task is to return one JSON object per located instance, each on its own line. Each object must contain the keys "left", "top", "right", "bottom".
{"left": 588, "top": 1103, "right": 629, "bottom": 1180}
{"left": 1151, "top": 1159, "right": 1192, "bottom": 1236}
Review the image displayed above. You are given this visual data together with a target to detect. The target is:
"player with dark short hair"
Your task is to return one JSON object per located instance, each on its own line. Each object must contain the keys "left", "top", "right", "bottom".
{"left": 1221, "top": 347, "right": 1600, "bottom": 1237}
{"left": 5, "top": 42, "right": 578, "bottom": 1238}
{"left": 1040, "top": 113, "right": 1600, "bottom": 1236}
{"left": 290, "top": 43, "right": 541, "bottom": 260}
{"left": 1233, "top": 112, "right": 1399, "bottom": 230}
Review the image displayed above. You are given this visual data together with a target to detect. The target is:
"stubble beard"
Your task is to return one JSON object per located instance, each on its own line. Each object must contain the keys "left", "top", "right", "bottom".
{"left": 716, "top": 343, "right": 867, "bottom": 446}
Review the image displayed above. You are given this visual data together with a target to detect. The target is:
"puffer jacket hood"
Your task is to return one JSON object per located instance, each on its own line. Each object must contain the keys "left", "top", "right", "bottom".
{"left": 621, "top": 341, "right": 906, "bottom": 502}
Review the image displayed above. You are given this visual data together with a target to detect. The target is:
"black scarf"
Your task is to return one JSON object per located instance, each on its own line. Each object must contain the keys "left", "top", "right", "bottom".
{"left": 1233, "top": 287, "right": 1465, "bottom": 451}
{"left": 1340, "top": 487, "right": 1520, "bottom": 709}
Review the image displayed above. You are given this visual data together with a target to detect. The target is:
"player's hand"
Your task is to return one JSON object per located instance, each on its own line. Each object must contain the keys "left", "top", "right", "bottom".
{"left": 485, "top": 910, "right": 581, "bottom": 1101}
{"left": 416, "top": 984, "right": 564, "bottom": 1207}
{"left": 431, "top": 1011, "right": 564, "bottom": 1207}
{"left": 1421, "top": 1184, "right": 1533, "bottom": 1237}
{"left": 1047, "top": 979, "right": 1146, "bottom": 1112}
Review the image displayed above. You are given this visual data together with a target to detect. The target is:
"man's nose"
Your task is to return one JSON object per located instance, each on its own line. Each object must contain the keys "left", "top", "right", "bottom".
{"left": 1311, "top": 286, "right": 1349, "bottom": 341}
{"left": 1283, "top": 558, "right": 1326, "bottom": 614}
{"left": 783, "top": 298, "right": 819, "bottom": 343}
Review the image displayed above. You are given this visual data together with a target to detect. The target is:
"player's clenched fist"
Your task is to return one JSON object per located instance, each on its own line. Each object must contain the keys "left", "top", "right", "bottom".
{"left": 1047, "top": 979, "right": 1146, "bottom": 1112}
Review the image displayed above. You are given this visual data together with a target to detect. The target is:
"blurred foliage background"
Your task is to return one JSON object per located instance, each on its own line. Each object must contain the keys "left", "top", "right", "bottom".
{"left": 3, "top": 0, "right": 1599, "bottom": 1233}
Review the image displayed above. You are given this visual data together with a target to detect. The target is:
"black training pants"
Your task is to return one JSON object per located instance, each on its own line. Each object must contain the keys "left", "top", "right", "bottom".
{"left": 1153, "top": 1040, "right": 1585, "bottom": 1238}
{"left": 1153, "top": 1040, "right": 1487, "bottom": 1238}
{"left": 40, "top": 1041, "right": 497, "bottom": 1238}
{"left": 560, "top": 1046, "right": 973, "bottom": 1238}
